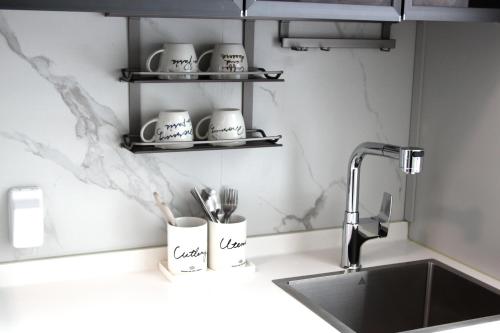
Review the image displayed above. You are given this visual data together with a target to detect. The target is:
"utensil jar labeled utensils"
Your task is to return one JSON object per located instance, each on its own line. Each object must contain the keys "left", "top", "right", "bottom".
{"left": 167, "top": 217, "right": 208, "bottom": 274}
{"left": 208, "top": 215, "right": 247, "bottom": 270}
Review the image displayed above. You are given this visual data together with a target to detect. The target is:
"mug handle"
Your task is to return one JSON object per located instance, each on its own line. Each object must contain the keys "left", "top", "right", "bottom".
{"left": 197, "top": 49, "right": 213, "bottom": 72}
{"left": 140, "top": 118, "right": 159, "bottom": 142}
{"left": 146, "top": 49, "right": 164, "bottom": 72}
{"left": 195, "top": 115, "right": 212, "bottom": 140}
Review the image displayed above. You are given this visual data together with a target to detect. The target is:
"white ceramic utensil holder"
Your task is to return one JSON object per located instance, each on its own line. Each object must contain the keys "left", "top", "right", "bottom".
{"left": 167, "top": 217, "right": 207, "bottom": 274}
{"left": 208, "top": 215, "right": 247, "bottom": 270}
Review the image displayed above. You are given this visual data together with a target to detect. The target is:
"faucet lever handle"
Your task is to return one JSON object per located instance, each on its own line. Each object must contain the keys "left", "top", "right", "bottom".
{"left": 376, "top": 192, "right": 392, "bottom": 237}
{"left": 378, "top": 192, "right": 392, "bottom": 223}
{"left": 358, "top": 192, "right": 393, "bottom": 240}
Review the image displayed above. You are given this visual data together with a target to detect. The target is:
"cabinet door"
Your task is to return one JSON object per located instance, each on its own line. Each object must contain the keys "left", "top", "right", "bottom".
{"left": 0, "top": 0, "right": 244, "bottom": 18}
{"left": 404, "top": 0, "right": 500, "bottom": 21}
{"left": 244, "top": 0, "right": 402, "bottom": 22}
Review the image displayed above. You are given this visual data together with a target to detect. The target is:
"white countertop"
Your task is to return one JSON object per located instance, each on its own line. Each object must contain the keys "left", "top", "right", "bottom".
{"left": 0, "top": 224, "right": 499, "bottom": 333}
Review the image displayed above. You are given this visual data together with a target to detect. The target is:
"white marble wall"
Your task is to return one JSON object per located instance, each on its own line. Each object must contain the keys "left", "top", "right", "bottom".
{"left": 0, "top": 10, "right": 415, "bottom": 261}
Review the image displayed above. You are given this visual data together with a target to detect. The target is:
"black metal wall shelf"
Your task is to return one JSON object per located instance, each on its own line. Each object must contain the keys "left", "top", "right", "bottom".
{"left": 120, "top": 68, "right": 284, "bottom": 83}
{"left": 122, "top": 130, "right": 282, "bottom": 154}
{"left": 121, "top": 17, "right": 284, "bottom": 154}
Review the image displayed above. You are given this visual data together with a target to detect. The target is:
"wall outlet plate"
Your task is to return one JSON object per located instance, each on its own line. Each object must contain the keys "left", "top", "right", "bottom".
{"left": 8, "top": 186, "right": 44, "bottom": 248}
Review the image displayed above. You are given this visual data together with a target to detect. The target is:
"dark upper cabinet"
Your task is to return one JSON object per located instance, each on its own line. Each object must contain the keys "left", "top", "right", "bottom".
{"left": 403, "top": 0, "right": 500, "bottom": 21}
{"left": 0, "top": 0, "right": 244, "bottom": 19}
{"left": 2, "top": 0, "right": 500, "bottom": 22}
{"left": 244, "top": 0, "right": 402, "bottom": 22}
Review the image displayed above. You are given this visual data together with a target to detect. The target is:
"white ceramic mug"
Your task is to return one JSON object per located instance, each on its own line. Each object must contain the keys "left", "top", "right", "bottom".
{"left": 208, "top": 215, "right": 247, "bottom": 270}
{"left": 146, "top": 43, "right": 198, "bottom": 79}
{"left": 198, "top": 44, "right": 248, "bottom": 79}
{"left": 167, "top": 217, "right": 208, "bottom": 275}
{"left": 140, "top": 110, "right": 193, "bottom": 149}
{"left": 195, "top": 108, "right": 246, "bottom": 146}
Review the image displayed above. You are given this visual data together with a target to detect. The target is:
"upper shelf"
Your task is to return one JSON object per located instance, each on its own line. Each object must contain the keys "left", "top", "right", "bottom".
{"left": 119, "top": 68, "right": 284, "bottom": 83}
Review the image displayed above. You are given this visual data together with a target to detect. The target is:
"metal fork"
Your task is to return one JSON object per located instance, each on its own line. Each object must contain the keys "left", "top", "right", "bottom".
{"left": 222, "top": 188, "right": 238, "bottom": 223}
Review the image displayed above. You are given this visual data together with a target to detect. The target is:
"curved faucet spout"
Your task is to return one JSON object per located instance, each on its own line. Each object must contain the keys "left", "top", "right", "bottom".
{"left": 341, "top": 142, "right": 424, "bottom": 270}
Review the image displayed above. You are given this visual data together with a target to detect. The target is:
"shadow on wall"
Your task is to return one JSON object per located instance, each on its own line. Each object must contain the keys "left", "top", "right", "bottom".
{"left": 411, "top": 22, "right": 500, "bottom": 275}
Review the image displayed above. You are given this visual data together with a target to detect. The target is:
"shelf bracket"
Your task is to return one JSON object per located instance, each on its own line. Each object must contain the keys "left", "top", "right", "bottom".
{"left": 242, "top": 19, "right": 255, "bottom": 130}
{"left": 279, "top": 20, "right": 396, "bottom": 52}
{"left": 127, "top": 17, "right": 142, "bottom": 136}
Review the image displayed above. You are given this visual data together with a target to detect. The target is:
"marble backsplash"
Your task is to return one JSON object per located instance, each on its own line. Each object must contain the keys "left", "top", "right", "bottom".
{"left": 0, "top": 11, "right": 415, "bottom": 261}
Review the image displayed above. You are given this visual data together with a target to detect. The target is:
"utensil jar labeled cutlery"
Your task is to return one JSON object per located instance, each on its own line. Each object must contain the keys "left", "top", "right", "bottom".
{"left": 167, "top": 217, "right": 207, "bottom": 274}
{"left": 208, "top": 215, "right": 247, "bottom": 270}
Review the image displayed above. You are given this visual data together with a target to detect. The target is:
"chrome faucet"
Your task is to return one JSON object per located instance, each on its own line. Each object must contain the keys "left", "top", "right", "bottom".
{"left": 341, "top": 142, "right": 424, "bottom": 270}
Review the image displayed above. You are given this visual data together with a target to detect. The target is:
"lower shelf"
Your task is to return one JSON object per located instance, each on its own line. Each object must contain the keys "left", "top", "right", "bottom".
{"left": 121, "top": 129, "right": 282, "bottom": 154}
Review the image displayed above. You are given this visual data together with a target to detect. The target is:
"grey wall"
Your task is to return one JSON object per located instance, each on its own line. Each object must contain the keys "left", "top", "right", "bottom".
{"left": 409, "top": 22, "right": 500, "bottom": 279}
{"left": 0, "top": 10, "right": 416, "bottom": 262}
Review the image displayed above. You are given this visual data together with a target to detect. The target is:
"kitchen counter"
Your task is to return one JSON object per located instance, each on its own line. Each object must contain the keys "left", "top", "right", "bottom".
{"left": 0, "top": 223, "right": 499, "bottom": 333}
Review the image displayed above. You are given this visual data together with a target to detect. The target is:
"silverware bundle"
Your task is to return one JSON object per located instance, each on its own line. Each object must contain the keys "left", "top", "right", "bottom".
{"left": 191, "top": 187, "right": 238, "bottom": 223}
{"left": 190, "top": 187, "right": 217, "bottom": 223}
{"left": 201, "top": 188, "right": 221, "bottom": 223}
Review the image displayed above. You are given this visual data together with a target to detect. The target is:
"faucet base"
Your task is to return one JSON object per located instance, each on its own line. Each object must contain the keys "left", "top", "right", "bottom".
{"left": 341, "top": 213, "right": 360, "bottom": 269}
{"left": 344, "top": 264, "right": 361, "bottom": 271}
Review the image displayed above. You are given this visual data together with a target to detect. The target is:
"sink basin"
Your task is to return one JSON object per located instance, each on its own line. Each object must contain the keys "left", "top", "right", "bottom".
{"left": 274, "top": 259, "right": 500, "bottom": 333}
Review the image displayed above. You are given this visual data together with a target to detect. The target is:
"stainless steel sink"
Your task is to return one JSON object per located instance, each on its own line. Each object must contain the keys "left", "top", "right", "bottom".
{"left": 274, "top": 260, "right": 500, "bottom": 333}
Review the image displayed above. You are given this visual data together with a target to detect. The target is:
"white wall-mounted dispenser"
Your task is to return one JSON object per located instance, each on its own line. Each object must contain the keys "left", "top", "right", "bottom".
{"left": 8, "top": 187, "right": 44, "bottom": 248}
